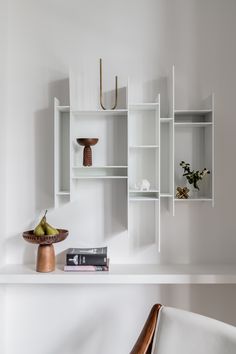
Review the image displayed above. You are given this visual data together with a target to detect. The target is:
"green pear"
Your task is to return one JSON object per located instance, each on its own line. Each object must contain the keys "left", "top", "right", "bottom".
{"left": 33, "top": 210, "right": 47, "bottom": 236}
{"left": 34, "top": 223, "right": 45, "bottom": 236}
{"left": 44, "top": 222, "right": 59, "bottom": 235}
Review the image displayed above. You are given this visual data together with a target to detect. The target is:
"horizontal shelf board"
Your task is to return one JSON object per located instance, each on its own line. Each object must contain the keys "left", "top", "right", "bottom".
{"left": 129, "top": 189, "right": 159, "bottom": 193}
{"left": 175, "top": 122, "right": 212, "bottom": 128}
{"left": 175, "top": 109, "right": 212, "bottom": 115}
{"left": 72, "top": 109, "right": 127, "bottom": 116}
{"left": 129, "top": 197, "right": 159, "bottom": 201}
{"left": 160, "top": 118, "right": 173, "bottom": 123}
{"left": 56, "top": 191, "right": 70, "bottom": 196}
{"left": 175, "top": 198, "right": 212, "bottom": 202}
{"left": 72, "top": 176, "right": 128, "bottom": 179}
{"left": 1, "top": 264, "right": 236, "bottom": 284}
{"left": 129, "top": 103, "right": 159, "bottom": 111}
{"left": 57, "top": 105, "right": 70, "bottom": 112}
{"left": 160, "top": 193, "right": 173, "bottom": 197}
{"left": 72, "top": 166, "right": 128, "bottom": 169}
{"left": 129, "top": 145, "right": 159, "bottom": 149}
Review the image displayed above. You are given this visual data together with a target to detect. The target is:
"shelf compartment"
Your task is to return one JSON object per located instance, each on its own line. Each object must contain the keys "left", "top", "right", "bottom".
{"left": 72, "top": 114, "right": 127, "bottom": 167}
{"left": 175, "top": 110, "right": 212, "bottom": 123}
{"left": 72, "top": 167, "right": 127, "bottom": 178}
{"left": 129, "top": 148, "right": 159, "bottom": 191}
{"left": 54, "top": 98, "right": 70, "bottom": 208}
{"left": 160, "top": 122, "right": 174, "bottom": 198}
{"left": 129, "top": 109, "right": 159, "bottom": 146}
{"left": 175, "top": 125, "right": 213, "bottom": 199}
{"left": 129, "top": 201, "right": 159, "bottom": 246}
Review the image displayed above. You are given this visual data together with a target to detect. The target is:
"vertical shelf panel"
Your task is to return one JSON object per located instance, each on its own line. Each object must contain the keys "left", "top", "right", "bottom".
{"left": 157, "top": 94, "right": 161, "bottom": 251}
{"left": 160, "top": 66, "right": 175, "bottom": 216}
{"left": 171, "top": 65, "right": 175, "bottom": 215}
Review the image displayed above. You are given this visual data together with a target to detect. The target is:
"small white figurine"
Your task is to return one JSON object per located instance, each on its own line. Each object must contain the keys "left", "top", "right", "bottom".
{"left": 140, "top": 179, "right": 150, "bottom": 191}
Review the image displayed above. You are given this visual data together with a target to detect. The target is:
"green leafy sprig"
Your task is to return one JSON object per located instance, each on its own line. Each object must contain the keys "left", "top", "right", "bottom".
{"left": 180, "top": 161, "right": 210, "bottom": 190}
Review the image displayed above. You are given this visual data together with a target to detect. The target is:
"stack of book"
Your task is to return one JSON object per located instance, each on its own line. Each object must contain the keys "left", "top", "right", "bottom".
{"left": 64, "top": 247, "right": 109, "bottom": 272}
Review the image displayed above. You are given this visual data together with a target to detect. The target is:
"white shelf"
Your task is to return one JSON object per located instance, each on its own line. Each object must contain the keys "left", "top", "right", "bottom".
{"left": 72, "top": 109, "right": 127, "bottom": 116}
{"left": 160, "top": 193, "right": 172, "bottom": 197}
{"left": 129, "top": 189, "right": 159, "bottom": 193}
{"left": 129, "top": 103, "right": 159, "bottom": 111}
{"left": 56, "top": 191, "right": 70, "bottom": 196}
{"left": 1, "top": 264, "right": 236, "bottom": 285}
{"left": 72, "top": 166, "right": 128, "bottom": 169}
{"left": 129, "top": 145, "right": 159, "bottom": 149}
{"left": 175, "top": 122, "right": 212, "bottom": 128}
{"left": 175, "top": 109, "right": 212, "bottom": 115}
{"left": 175, "top": 198, "right": 212, "bottom": 202}
{"left": 160, "top": 118, "right": 173, "bottom": 123}
{"left": 57, "top": 105, "right": 70, "bottom": 112}
{"left": 72, "top": 176, "right": 128, "bottom": 180}
{"left": 129, "top": 197, "right": 159, "bottom": 201}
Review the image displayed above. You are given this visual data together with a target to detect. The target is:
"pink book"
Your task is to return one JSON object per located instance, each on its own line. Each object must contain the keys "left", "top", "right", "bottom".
{"left": 64, "top": 260, "right": 109, "bottom": 272}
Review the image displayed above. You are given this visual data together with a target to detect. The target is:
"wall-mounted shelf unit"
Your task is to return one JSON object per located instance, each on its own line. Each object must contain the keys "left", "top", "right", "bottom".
{"left": 54, "top": 66, "right": 214, "bottom": 252}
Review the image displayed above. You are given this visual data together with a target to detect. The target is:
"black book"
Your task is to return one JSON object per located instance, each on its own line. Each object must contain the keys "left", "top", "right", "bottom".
{"left": 66, "top": 247, "right": 107, "bottom": 266}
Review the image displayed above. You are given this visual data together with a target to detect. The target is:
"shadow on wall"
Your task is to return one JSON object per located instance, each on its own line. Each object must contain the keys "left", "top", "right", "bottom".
{"left": 34, "top": 78, "right": 69, "bottom": 214}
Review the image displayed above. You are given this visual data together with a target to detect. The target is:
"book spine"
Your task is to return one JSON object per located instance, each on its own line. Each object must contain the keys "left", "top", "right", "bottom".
{"left": 66, "top": 254, "right": 107, "bottom": 266}
{"left": 64, "top": 265, "right": 109, "bottom": 272}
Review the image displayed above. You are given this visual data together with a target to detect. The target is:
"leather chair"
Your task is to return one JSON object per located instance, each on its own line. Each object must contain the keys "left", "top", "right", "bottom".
{"left": 130, "top": 304, "right": 236, "bottom": 354}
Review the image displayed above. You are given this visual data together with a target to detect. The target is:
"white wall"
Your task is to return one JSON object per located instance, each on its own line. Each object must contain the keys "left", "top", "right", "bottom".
{"left": 3, "top": 0, "right": 236, "bottom": 353}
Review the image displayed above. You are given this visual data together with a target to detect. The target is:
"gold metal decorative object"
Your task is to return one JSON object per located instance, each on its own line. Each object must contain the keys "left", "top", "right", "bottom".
{"left": 99, "top": 58, "right": 118, "bottom": 110}
{"left": 176, "top": 186, "right": 190, "bottom": 199}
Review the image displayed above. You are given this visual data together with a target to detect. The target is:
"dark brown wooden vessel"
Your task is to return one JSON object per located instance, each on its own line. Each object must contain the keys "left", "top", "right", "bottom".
{"left": 23, "top": 229, "right": 68, "bottom": 273}
{"left": 77, "top": 138, "right": 98, "bottom": 166}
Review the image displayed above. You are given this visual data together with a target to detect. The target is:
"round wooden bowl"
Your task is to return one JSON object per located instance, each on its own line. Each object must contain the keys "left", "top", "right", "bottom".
{"left": 23, "top": 229, "right": 68, "bottom": 245}
{"left": 77, "top": 138, "right": 98, "bottom": 146}
{"left": 23, "top": 229, "right": 68, "bottom": 273}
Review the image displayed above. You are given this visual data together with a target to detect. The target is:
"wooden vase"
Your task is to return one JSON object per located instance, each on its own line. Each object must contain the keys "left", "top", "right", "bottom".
{"left": 37, "top": 244, "right": 55, "bottom": 273}
{"left": 77, "top": 138, "right": 99, "bottom": 167}
{"left": 22, "top": 229, "right": 68, "bottom": 273}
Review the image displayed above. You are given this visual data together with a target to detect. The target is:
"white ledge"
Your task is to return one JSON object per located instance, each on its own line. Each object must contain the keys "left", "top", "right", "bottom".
{"left": 0, "top": 264, "right": 236, "bottom": 285}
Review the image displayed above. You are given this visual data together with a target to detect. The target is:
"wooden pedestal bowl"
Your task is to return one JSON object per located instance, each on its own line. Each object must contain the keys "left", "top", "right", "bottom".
{"left": 23, "top": 229, "right": 68, "bottom": 273}
{"left": 77, "top": 138, "right": 98, "bottom": 166}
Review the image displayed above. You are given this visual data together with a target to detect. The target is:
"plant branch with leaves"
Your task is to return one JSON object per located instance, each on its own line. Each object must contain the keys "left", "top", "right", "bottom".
{"left": 180, "top": 161, "right": 210, "bottom": 190}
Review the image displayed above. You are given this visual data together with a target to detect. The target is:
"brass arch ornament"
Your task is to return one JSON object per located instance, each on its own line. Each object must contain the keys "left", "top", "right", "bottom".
{"left": 99, "top": 58, "right": 118, "bottom": 110}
